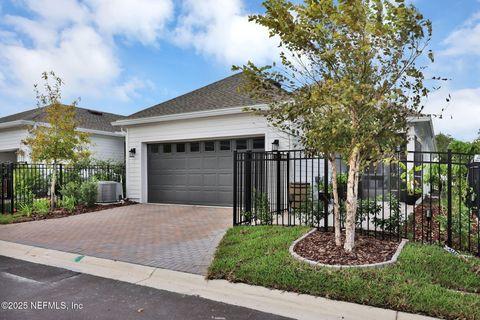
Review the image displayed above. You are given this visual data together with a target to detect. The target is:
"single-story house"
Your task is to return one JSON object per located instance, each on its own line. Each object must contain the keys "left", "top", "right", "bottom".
{"left": 113, "top": 73, "right": 436, "bottom": 207}
{"left": 0, "top": 107, "right": 126, "bottom": 163}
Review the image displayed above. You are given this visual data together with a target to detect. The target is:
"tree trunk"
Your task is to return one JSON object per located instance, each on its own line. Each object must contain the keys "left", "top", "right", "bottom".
{"left": 330, "top": 157, "right": 342, "bottom": 246}
{"left": 344, "top": 146, "right": 361, "bottom": 253}
{"left": 50, "top": 163, "right": 57, "bottom": 209}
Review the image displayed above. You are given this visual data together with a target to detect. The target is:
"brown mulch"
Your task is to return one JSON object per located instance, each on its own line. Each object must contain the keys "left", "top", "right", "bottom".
{"left": 410, "top": 202, "right": 445, "bottom": 243}
{"left": 11, "top": 201, "right": 137, "bottom": 223}
{"left": 294, "top": 231, "right": 401, "bottom": 266}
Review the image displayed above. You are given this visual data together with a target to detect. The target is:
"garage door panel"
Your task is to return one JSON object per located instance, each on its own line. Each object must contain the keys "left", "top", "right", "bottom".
{"left": 188, "top": 174, "right": 203, "bottom": 187}
{"left": 148, "top": 138, "right": 264, "bottom": 206}
{"left": 187, "top": 157, "right": 203, "bottom": 169}
{"left": 202, "top": 157, "right": 218, "bottom": 169}
{"left": 218, "top": 174, "right": 232, "bottom": 187}
{"left": 203, "top": 174, "right": 217, "bottom": 187}
{"left": 218, "top": 157, "right": 231, "bottom": 169}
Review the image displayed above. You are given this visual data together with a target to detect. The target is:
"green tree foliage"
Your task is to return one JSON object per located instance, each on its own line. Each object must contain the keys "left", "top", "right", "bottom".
{"left": 22, "top": 71, "right": 91, "bottom": 207}
{"left": 234, "top": 0, "right": 436, "bottom": 252}
{"left": 435, "top": 133, "right": 454, "bottom": 153}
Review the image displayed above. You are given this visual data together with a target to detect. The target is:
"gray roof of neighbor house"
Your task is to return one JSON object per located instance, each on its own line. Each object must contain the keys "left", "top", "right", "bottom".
{"left": 126, "top": 72, "right": 282, "bottom": 120}
{"left": 0, "top": 106, "right": 125, "bottom": 133}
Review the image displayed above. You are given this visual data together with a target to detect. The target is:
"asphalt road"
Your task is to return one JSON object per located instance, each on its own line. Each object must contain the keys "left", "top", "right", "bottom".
{"left": 0, "top": 256, "right": 291, "bottom": 320}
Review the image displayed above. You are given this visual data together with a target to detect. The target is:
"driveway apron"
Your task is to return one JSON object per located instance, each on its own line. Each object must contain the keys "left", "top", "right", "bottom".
{"left": 0, "top": 204, "right": 232, "bottom": 275}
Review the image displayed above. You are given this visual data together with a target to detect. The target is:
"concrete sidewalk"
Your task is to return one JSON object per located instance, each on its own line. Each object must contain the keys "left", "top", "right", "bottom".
{"left": 0, "top": 240, "right": 438, "bottom": 320}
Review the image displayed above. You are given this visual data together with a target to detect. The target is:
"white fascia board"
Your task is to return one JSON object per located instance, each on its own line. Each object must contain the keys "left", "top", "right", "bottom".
{"left": 0, "top": 120, "right": 30, "bottom": 130}
{"left": 406, "top": 115, "right": 432, "bottom": 123}
{"left": 112, "top": 104, "right": 269, "bottom": 127}
{"left": 0, "top": 120, "right": 125, "bottom": 137}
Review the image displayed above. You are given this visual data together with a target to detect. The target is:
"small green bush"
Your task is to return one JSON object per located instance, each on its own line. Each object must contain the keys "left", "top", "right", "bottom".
{"left": 18, "top": 203, "right": 34, "bottom": 217}
{"left": 61, "top": 181, "right": 82, "bottom": 200}
{"left": 79, "top": 181, "right": 98, "bottom": 207}
{"left": 60, "top": 196, "right": 76, "bottom": 213}
{"left": 33, "top": 199, "right": 50, "bottom": 215}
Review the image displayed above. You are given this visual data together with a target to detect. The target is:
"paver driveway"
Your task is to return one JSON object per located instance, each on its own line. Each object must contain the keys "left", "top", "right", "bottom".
{"left": 0, "top": 204, "right": 232, "bottom": 275}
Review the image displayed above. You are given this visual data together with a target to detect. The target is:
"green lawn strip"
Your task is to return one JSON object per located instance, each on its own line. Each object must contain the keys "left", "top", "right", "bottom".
{"left": 208, "top": 226, "right": 480, "bottom": 320}
{"left": 0, "top": 213, "right": 24, "bottom": 224}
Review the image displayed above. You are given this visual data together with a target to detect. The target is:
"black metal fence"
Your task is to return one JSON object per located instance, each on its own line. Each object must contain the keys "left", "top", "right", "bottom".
{"left": 0, "top": 162, "right": 126, "bottom": 214}
{"left": 233, "top": 150, "right": 480, "bottom": 256}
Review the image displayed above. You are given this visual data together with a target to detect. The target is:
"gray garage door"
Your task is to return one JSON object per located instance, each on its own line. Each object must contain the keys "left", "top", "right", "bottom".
{"left": 147, "top": 138, "right": 265, "bottom": 206}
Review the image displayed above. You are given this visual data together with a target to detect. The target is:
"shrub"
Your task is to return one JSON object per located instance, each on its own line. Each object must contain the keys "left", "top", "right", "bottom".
{"left": 60, "top": 196, "right": 76, "bottom": 213}
{"left": 79, "top": 181, "right": 98, "bottom": 207}
{"left": 18, "top": 202, "right": 34, "bottom": 217}
{"left": 33, "top": 199, "right": 50, "bottom": 215}
{"left": 60, "top": 181, "right": 82, "bottom": 200}
{"left": 14, "top": 165, "right": 47, "bottom": 198}
{"left": 371, "top": 194, "right": 403, "bottom": 234}
{"left": 254, "top": 191, "right": 272, "bottom": 224}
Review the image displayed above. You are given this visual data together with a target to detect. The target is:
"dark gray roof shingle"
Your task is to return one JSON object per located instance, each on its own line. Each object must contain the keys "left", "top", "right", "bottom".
{"left": 126, "top": 72, "right": 276, "bottom": 120}
{"left": 0, "top": 106, "right": 125, "bottom": 133}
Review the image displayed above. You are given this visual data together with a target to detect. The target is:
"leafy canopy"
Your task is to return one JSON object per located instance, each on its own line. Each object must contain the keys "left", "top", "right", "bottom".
{"left": 235, "top": 0, "right": 435, "bottom": 165}
{"left": 22, "top": 71, "right": 91, "bottom": 163}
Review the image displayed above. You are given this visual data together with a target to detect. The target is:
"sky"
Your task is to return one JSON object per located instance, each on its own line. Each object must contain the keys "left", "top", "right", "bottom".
{"left": 0, "top": 0, "right": 479, "bottom": 141}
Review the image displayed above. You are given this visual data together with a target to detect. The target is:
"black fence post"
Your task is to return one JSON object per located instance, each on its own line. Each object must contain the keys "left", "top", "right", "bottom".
{"left": 9, "top": 162, "right": 14, "bottom": 214}
{"left": 59, "top": 164, "right": 63, "bottom": 200}
{"left": 447, "top": 149, "right": 453, "bottom": 247}
{"left": 233, "top": 150, "right": 238, "bottom": 225}
{"left": 245, "top": 151, "right": 252, "bottom": 215}
{"left": 276, "top": 151, "right": 281, "bottom": 217}
{"left": 323, "top": 157, "right": 329, "bottom": 230}
{"left": 1, "top": 163, "right": 4, "bottom": 214}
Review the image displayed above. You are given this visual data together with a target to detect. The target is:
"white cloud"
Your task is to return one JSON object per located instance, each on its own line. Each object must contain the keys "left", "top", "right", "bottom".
{"left": 85, "top": 0, "right": 174, "bottom": 45}
{"left": 114, "top": 77, "right": 154, "bottom": 102}
{"left": 173, "top": 0, "right": 279, "bottom": 65}
{"left": 0, "top": 24, "right": 120, "bottom": 98}
{"left": 0, "top": 0, "right": 174, "bottom": 108}
{"left": 441, "top": 11, "right": 480, "bottom": 56}
{"left": 423, "top": 86, "right": 480, "bottom": 141}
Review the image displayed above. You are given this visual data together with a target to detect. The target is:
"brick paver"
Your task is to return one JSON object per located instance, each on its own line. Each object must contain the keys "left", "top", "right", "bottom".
{"left": 0, "top": 204, "right": 232, "bottom": 275}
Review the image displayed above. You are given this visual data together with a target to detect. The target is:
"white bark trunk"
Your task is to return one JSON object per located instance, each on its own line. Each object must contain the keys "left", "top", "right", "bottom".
{"left": 50, "top": 163, "right": 57, "bottom": 209}
{"left": 330, "top": 158, "right": 342, "bottom": 246}
{"left": 344, "top": 146, "right": 361, "bottom": 253}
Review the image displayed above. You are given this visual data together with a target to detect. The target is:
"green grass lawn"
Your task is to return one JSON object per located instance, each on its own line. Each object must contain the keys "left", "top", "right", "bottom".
{"left": 208, "top": 226, "right": 480, "bottom": 320}
{"left": 0, "top": 213, "right": 24, "bottom": 224}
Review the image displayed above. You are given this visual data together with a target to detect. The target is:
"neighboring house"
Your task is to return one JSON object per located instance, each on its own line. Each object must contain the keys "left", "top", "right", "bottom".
{"left": 113, "top": 73, "right": 436, "bottom": 207}
{"left": 0, "top": 107, "right": 126, "bottom": 163}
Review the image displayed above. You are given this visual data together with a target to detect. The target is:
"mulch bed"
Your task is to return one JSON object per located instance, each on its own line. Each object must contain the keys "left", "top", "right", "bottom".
{"left": 11, "top": 200, "right": 137, "bottom": 223}
{"left": 294, "top": 231, "right": 401, "bottom": 266}
{"left": 409, "top": 201, "right": 445, "bottom": 243}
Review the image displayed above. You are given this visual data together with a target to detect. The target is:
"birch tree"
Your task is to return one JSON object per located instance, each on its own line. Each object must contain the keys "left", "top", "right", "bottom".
{"left": 22, "top": 71, "right": 91, "bottom": 208}
{"left": 235, "top": 0, "right": 436, "bottom": 252}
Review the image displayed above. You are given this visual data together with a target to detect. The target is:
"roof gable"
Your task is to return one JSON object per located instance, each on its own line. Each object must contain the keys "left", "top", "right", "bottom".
{"left": 126, "top": 73, "right": 276, "bottom": 120}
{"left": 0, "top": 106, "right": 125, "bottom": 133}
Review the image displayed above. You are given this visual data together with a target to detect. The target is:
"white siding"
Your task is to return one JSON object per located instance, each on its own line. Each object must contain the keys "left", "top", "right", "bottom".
{"left": 0, "top": 127, "right": 125, "bottom": 163}
{"left": 0, "top": 128, "right": 28, "bottom": 161}
{"left": 124, "top": 113, "right": 292, "bottom": 202}
{"left": 89, "top": 134, "right": 125, "bottom": 163}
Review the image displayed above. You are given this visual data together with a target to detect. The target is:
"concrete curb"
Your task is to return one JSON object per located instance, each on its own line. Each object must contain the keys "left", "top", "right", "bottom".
{"left": 0, "top": 240, "right": 437, "bottom": 320}
{"left": 289, "top": 228, "right": 409, "bottom": 269}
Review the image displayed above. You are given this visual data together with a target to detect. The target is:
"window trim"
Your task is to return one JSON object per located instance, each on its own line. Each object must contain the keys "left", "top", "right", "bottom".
{"left": 204, "top": 141, "right": 216, "bottom": 152}
{"left": 190, "top": 142, "right": 200, "bottom": 152}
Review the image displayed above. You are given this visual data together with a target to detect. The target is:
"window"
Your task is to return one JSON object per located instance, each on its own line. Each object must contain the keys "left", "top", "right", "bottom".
{"left": 220, "top": 140, "right": 231, "bottom": 151}
{"left": 253, "top": 138, "right": 265, "bottom": 150}
{"left": 163, "top": 143, "right": 172, "bottom": 153}
{"left": 176, "top": 143, "right": 185, "bottom": 153}
{"left": 151, "top": 144, "right": 159, "bottom": 153}
{"left": 205, "top": 141, "right": 215, "bottom": 152}
{"left": 190, "top": 142, "right": 200, "bottom": 152}
{"left": 236, "top": 139, "right": 247, "bottom": 150}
